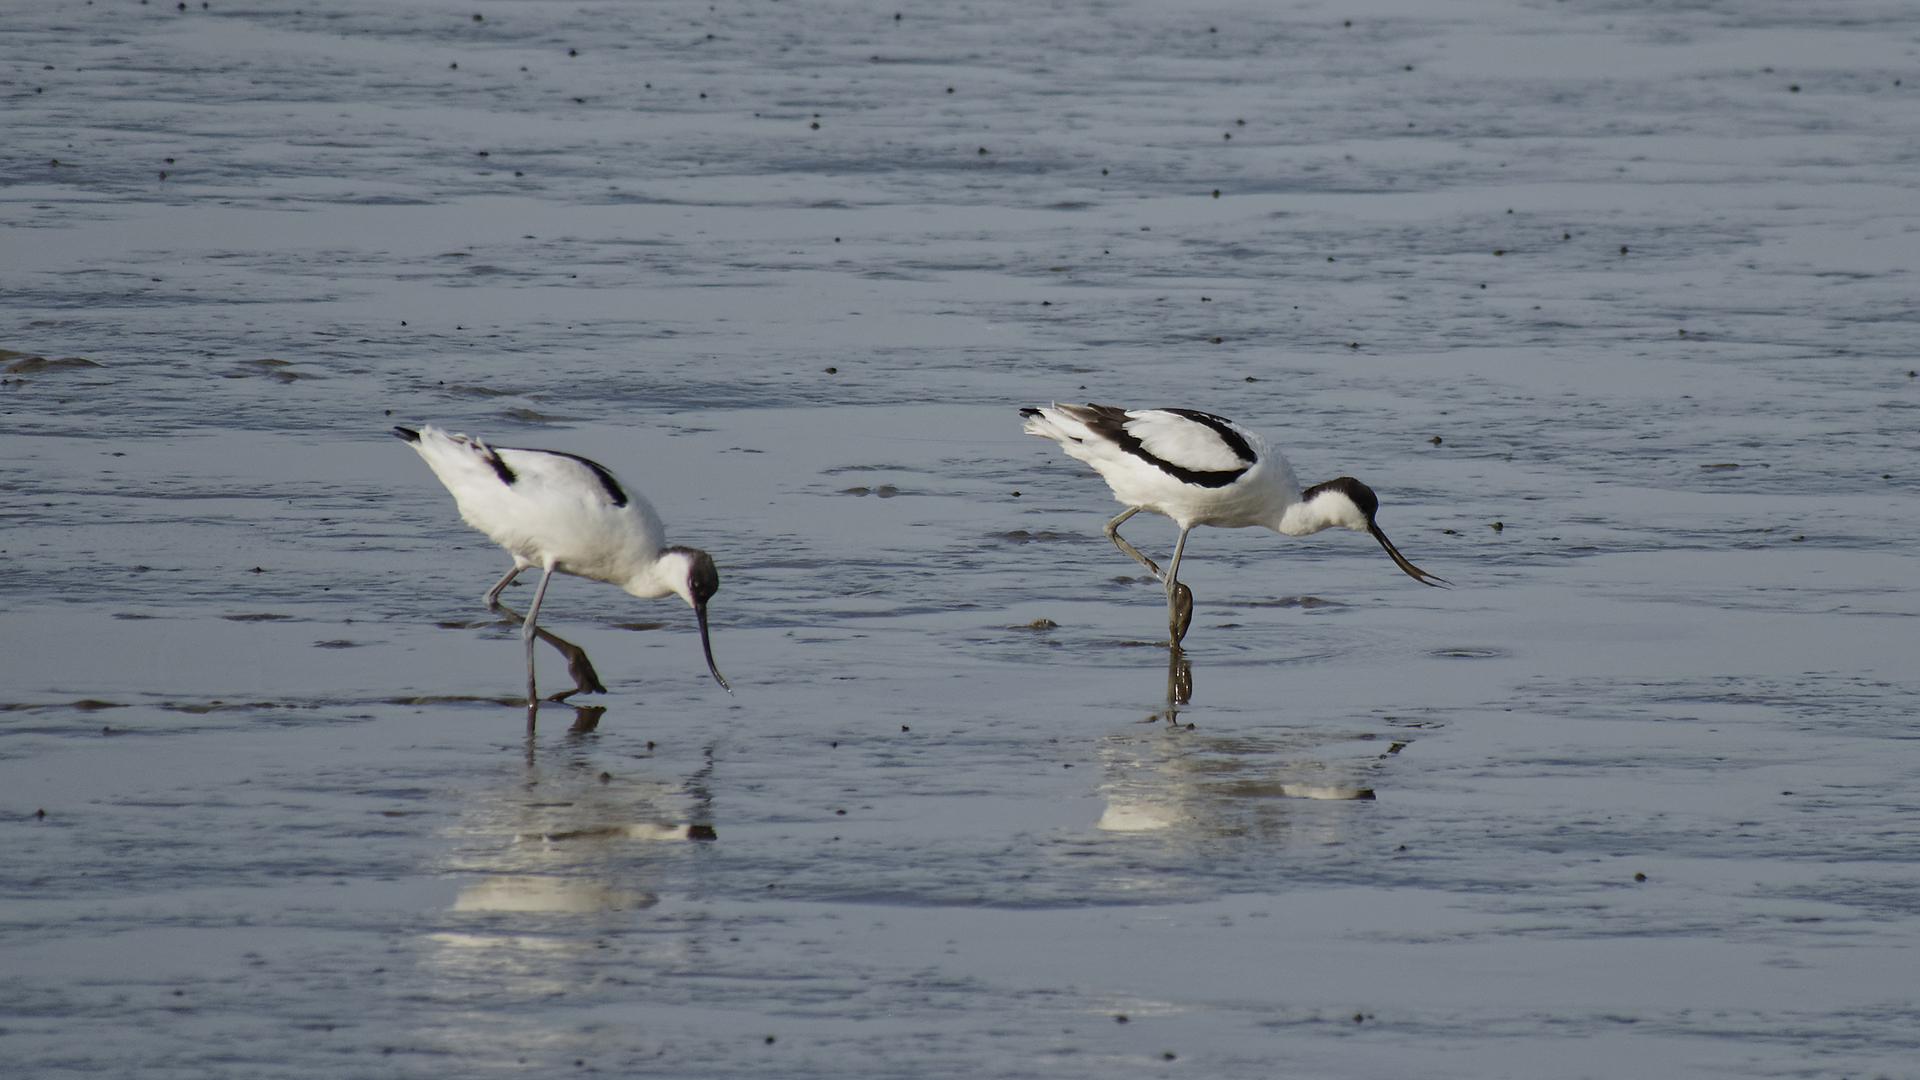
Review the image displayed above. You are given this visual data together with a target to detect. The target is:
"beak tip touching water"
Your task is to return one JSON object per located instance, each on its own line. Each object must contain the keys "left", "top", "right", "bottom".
{"left": 694, "top": 600, "right": 731, "bottom": 691}
{"left": 1368, "top": 522, "right": 1452, "bottom": 589}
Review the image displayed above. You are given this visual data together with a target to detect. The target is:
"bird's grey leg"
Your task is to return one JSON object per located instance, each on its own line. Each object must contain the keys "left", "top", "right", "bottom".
{"left": 1106, "top": 509, "right": 1193, "bottom": 641}
{"left": 520, "top": 562, "right": 559, "bottom": 706}
{"left": 486, "top": 565, "right": 608, "bottom": 700}
{"left": 1103, "top": 507, "right": 1165, "bottom": 580}
{"left": 483, "top": 565, "right": 523, "bottom": 610}
{"left": 1163, "top": 525, "right": 1196, "bottom": 644}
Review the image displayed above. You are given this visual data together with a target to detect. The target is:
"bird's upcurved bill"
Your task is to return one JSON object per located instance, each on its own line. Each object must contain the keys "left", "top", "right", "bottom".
{"left": 1367, "top": 522, "right": 1451, "bottom": 588}
{"left": 694, "top": 600, "right": 731, "bottom": 691}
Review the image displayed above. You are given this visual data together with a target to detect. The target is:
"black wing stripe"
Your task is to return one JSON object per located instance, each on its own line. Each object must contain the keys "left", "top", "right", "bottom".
{"left": 1076, "top": 403, "right": 1250, "bottom": 489}
{"left": 508, "top": 448, "right": 629, "bottom": 507}
{"left": 1160, "top": 408, "right": 1259, "bottom": 466}
{"left": 482, "top": 446, "right": 517, "bottom": 486}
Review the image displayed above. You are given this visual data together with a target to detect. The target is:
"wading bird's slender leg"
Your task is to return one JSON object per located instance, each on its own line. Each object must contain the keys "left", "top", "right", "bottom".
{"left": 1104, "top": 507, "right": 1163, "bottom": 579}
{"left": 484, "top": 565, "right": 523, "bottom": 610}
{"left": 1106, "top": 508, "right": 1193, "bottom": 643}
{"left": 485, "top": 565, "right": 608, "bottom": 700}
{"left": 519, "top": 562, "right": 559, "bottom": 706}
{"left": 1164, "top": 525, "right": 1196, "bottom": 644}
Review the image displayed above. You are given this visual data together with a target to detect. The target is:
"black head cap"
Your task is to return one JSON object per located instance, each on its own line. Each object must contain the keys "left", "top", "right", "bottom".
{"left": 668, "top": 546, "right": 719, "bottom": 606}
{"left": 1303, "top": 476, "right": 1378, "bottom": 521}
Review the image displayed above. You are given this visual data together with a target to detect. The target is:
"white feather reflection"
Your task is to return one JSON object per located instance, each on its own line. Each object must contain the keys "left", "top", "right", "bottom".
{"left": 1095, "top": 653, "right": 1387, "bottom": 844}
{"left": 422, "top": 713, "right": 716, "bottom": 997}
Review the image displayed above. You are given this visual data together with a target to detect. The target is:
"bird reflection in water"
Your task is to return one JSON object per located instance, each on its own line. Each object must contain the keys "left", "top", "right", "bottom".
{"left": 448, "top": 733, "right": 714, "bottom": 913}
{"left": 421, "top": 731, "right": 719, "bottom": 1000}
{"left": 1096, "top": 657, "right": 1381, "bottom": 839}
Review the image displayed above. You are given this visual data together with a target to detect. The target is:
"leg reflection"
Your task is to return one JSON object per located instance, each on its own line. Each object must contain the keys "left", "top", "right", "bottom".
{"left": 1167, "top": 642, "right": 1192, "bottom": 707}
{"left": 1146, "top": 643, "right": 1193, "bottom": 724}
{"left": 567, "top": 704, "right": 606, "bottom": 735}
{"left": 522, "top": 698, "right": 608, "bottom": 736}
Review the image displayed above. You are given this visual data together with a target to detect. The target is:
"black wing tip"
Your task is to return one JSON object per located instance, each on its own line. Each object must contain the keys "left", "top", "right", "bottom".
{"left": 1019, "top": 406, "right": 1043, "bottom": 418}
{"left": 392, "top": 426, "right": 420, "bottom": 442}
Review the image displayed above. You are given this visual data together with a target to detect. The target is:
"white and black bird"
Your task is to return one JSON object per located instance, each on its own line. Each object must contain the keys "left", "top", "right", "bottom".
{"left": 395, "top": 424, "right": 728, "bottom": 703}
{"left": 1020, "top": 404, "right": 1447, "bottom": 643}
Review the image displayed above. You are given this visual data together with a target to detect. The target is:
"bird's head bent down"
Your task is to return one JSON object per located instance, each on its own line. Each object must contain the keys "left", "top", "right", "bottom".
{"left": 654, "top": 546, "right": 730, "bottom": 690}
{"left": 1288, "top": 477, "right": 1450, "bottom": 588}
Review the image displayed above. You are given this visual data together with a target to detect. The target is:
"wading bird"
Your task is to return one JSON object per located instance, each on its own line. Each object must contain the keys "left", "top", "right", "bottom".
{"left": 395, "top": 425, "right": 729, "bottom": 704}
{"left": 1019, "top": 404, "right": 1447, "bottom": 643}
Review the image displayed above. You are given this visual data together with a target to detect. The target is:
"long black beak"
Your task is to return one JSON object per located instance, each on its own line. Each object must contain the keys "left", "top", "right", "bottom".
{"left": 1367, "top": 521, "right": 1451, "bottom": 588}
{"left": 694, "top": 599, "right": 731, "bottom": 691}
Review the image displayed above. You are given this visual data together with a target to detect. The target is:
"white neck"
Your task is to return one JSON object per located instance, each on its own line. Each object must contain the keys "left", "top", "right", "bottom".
{"left": 1276, "top": 489, "right": 1369, "bottom": 536}
{"left": 626, "top": 549, "right": 693, "bottom": 604}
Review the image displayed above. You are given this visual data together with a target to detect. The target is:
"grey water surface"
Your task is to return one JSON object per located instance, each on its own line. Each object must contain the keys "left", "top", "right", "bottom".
{"left": 4, "top": 0, "right": 1919, "bottom": 1076}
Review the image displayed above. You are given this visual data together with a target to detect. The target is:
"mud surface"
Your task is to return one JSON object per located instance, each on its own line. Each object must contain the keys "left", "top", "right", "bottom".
{"left": 4, "top": 1, "right": 1919, "bottom": 1076}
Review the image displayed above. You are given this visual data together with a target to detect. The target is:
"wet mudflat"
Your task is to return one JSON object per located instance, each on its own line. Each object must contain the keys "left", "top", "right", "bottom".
{"left": 4, "top": 0, "right": 1919, "bottom": 1075}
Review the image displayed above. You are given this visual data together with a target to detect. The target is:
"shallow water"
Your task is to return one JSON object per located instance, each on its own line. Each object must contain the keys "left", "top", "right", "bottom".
{"left": 4, "top": 0, "right": 1919, "bottom": 1076}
